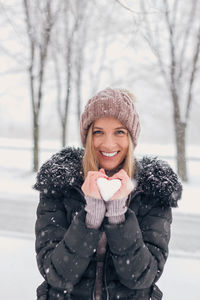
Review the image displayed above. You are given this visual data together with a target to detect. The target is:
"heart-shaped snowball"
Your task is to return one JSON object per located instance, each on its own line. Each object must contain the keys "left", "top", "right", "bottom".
{"left": 97, "top": 177, "right": 121, "bottom": 201}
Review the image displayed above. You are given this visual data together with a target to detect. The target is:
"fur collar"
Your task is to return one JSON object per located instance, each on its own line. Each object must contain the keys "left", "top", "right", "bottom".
{"left": 34, "top": 147, "right": 182, "bottom": 208}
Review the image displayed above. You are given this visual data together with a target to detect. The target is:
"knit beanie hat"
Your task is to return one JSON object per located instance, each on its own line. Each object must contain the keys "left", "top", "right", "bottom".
{"left": 80, "top": 87, "right": 140, "bottom": 148}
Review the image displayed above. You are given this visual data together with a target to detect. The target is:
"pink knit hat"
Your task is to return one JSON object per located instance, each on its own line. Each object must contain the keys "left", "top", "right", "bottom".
{"left": 80, "top": 87, "right": 140, "bottom": 148}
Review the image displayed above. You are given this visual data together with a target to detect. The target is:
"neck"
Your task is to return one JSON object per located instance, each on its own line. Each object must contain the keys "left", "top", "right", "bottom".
{"left": 104, "top": 161, "right": 124, "bottom": 177}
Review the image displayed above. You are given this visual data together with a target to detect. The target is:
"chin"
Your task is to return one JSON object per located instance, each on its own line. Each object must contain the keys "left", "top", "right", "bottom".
{"left": 101, "top": 163, "right": 118, "bottom": 170}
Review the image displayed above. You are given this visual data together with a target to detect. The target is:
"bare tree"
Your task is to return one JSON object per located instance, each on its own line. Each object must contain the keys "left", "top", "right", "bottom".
{"left": 73, "top": 0, "right": 90, "bottom": 127}
{"left": 23, "top": 0, "right": 60, "bottom": 171}
{"left": 87, "top": 1, "right": 120, "bottom": 95}
{"left": 116, "top": 0, "right": 200, "bottom": 181}
{"left": 52, "top": 0, "right": 78, "bottom": 147}
{"left": 52, "top": 0, "right": 140, "bottom": 147}
{"left": 87, "top": 0, "right": 142, "bottom": 93}
{"left": 139, "top": 0, "right": 200, "bottom": 182}
{"left": 52, "top": 0, "right": 90, "bottom": 147}
{"left": 0, "top": 2, "right": 28, "bottom": 74}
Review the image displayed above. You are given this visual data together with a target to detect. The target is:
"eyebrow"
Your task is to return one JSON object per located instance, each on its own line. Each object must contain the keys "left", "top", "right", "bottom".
{"left": 93, "top": 126, "right": 127, "bottom": 130}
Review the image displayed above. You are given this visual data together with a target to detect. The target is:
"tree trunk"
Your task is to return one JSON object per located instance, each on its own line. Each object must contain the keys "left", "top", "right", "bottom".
{"left": 62, "top": 121, "right": 66, "bottom": 148}
{"left": 174, "top": 120, "right": 187, "bottom": 182}
{"left": 76, "top": 69, "right": 81, "bottom": 126}
{"left": 33, "top": 115, "right": 39, "bottom": 172}
{"left": 171, "top": 81, "right": 188, "bottom": 182}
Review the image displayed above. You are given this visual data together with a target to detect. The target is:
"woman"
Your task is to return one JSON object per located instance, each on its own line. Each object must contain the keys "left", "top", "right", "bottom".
{"left": 34, "top": 87, "right": 182, "bottom": 300}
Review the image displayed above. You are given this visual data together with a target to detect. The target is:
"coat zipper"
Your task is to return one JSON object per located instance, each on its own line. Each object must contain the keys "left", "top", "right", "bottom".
{"left": 103, "top": 250, "right": 109, "bottom": 300}
{"left": 92, "top": 250, "right": 110, "bottom": 300}
{"left": 92, "top": 276, "right": 96, "bottom": 300}
{"left": 74, "top": 185, "right": 111, "bottom": 300}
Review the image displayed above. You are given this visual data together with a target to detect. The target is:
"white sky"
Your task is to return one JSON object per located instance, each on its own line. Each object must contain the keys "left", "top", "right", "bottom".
{"left": 0, "top": 0, "right": 200, "bottom": 144}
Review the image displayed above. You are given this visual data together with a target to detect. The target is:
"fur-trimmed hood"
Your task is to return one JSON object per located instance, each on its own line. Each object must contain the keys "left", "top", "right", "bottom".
{"left": 34, "top": 147, "right": 182, "bottom": 208}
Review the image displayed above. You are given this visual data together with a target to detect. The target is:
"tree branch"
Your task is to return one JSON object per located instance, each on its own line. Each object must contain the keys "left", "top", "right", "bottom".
{"left": 140, "top": 0, "right": 170, "bottom": 88}
{"left": 116, "top": 0, "right": 141, "bottom": 14}
{"left": 177, "top": 0, "right": 198, "bottom": 83}
{"left": 185, "top": 26, "right": 200, "bottom": 122}
{"left": 23, "top": 0, "right": 36, "bottom": 115}
{"left": 163, "top": 0, "right": 181, "bottom": 121}
{"left": 116, "top": 0, "right": 157, "bottom": 15}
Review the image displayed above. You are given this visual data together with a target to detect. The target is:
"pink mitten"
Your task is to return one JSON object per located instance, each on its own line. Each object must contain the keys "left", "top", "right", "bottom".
{"left": 85, "top": 196, "right": 106, "bottom": 229}
{"left": 81, "top": 169, "right": 107, "bottom": 199}
{"left": 105, "top": 169, "right": 134, "bottom": 224}
{"left": 82, "top": 169, "right": 107, "bottom": 229}
{"left": 110, "top": 169, "right": 134, "bottom": 200}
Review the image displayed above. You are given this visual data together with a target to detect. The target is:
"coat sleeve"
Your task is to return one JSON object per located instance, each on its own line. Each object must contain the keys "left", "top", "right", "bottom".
{"left": 104, "top": 203, "right": 172, "bottom": 289}
{"left": 35, "top": 192, "right": 102, "bottom": 291}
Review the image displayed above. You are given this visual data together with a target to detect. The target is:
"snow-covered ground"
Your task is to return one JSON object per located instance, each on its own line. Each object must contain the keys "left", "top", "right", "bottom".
{"left": 0, "top": 137, "right": 199, "bottom": 215}
{"left": 0, "top": 234, "right": 199, "bottom": 300}
{"left": 0, "top": 137, "right": 200, "bottom": 299}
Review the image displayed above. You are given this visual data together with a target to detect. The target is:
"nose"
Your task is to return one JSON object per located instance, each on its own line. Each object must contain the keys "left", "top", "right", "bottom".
{"left": 101, "top": 134, "right": 116, "bottom": 150}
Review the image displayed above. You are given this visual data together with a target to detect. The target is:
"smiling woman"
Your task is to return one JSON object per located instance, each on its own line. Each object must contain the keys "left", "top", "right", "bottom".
{"left": 34, "top": 87, "right": 182, "bottom": 300}
{"left": 92, "top": 117, "right": 129, "bottom": 171}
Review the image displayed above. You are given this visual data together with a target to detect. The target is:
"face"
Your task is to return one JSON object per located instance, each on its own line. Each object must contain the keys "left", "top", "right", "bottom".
{"left": 92, "top": 117, "right": 129, "bottom": 170}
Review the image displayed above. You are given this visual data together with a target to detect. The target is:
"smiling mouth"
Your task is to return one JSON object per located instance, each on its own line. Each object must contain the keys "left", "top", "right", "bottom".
{"left": 101, "top": 151, "right": 118, "bottom": 157}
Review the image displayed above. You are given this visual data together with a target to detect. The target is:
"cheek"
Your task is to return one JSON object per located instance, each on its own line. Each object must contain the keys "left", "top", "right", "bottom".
{"left": 92, "top": 137, "right": 99, "bottom": 150}
{"left": 121, "top": 138, "right": 129, "bottom": 152}
{"left": 123, "top": 147, "right": 129, "bottom": 157}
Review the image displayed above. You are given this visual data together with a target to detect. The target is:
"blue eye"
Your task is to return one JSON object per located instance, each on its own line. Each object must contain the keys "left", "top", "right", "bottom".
{"left": 93, "top": 130, "right": 102, "bottom": 135}
{"left": 116, "top": 130, "right": 126, "bottom": 135}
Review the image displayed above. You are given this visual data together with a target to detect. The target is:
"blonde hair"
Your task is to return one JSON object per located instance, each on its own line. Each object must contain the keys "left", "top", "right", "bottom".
{"left": 82, "top": 123, "right": 135, "bottom": 180}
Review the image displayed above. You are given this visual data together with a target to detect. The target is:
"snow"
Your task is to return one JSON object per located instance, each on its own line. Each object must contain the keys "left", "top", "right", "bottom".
{"left": 97, "top": 177, "right": 121, "bottom": 201}
{"left": 158, "top": 255, "right": 200, "bottom": 299}
{"left": 0, "top": 137, "right": 200, "bottom": 299}
{"left": 0, "top": 234, "right": 199, "bottom": 300}
{"left": 0, "top": 234, "right": 42, "bottom": 300}
{"left": 1, "top": 137, "right": 199, "bottom": 214}
{"left": 135, "top": 143, "right": 200, "bottom": 216}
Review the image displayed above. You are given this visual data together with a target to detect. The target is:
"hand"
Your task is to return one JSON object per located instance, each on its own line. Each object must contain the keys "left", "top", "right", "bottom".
{"left": 81, "top": 169, "right": 108, "bottom": 199}
{"left": 110, "top": 169, "right": 134, "bottom": 200}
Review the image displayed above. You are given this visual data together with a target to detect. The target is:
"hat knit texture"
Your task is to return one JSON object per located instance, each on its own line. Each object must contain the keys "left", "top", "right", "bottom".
{"left": 80, "top": 87, "right": 140, "bottom": 148}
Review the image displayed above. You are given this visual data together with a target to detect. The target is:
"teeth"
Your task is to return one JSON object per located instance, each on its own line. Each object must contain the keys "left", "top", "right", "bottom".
{"left": 102, "top": 151, "right": 118, "bottom": 157}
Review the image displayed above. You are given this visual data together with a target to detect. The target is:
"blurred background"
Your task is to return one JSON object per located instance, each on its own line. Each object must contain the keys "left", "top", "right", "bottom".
{"left": 0, "top": 0, "right": 200, "bottom": 299}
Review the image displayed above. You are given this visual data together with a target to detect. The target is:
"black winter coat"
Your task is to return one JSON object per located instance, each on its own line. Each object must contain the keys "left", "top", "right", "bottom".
{"left": 34, "top": 147, "right": 182, "bottom": 300}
